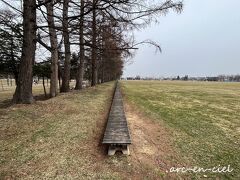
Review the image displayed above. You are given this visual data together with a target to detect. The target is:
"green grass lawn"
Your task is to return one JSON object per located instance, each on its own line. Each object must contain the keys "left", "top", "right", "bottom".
{"left": 121, "top": 80, "right": 240, "bottom": 179}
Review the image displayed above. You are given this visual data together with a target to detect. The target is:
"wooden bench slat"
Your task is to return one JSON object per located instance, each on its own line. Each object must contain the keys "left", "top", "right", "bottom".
{"left": 102, "top": 82, "right": 131, "bottom": 145}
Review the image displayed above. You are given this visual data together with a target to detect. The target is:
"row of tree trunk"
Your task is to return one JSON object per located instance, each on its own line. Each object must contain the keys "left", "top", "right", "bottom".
{"left": 11, "top": 0, "right": 183, "bottom": 104}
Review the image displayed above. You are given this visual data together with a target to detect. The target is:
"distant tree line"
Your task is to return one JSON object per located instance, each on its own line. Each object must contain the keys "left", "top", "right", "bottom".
{"left": 124, "top": 75, "right": 240, "bottom": 82}
{"left": 0, "top": 0, "right": 183, "bottom": 104}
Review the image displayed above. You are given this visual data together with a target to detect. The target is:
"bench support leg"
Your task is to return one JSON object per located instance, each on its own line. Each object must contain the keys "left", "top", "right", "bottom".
{"left": 108, "top": 145, "right": 130, "bottom": 156}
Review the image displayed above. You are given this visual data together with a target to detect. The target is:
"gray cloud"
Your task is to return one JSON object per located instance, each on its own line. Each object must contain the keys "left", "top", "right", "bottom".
{"left": 124, "top": 0, "right": 240, "bottom": 77}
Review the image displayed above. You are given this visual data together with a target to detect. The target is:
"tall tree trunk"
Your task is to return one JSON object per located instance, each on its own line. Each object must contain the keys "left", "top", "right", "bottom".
{"left": 14, "top": 72, "right": 18, "bottom": 86}
{"left": 91, "top": 0, "right": 97, "bottom": 86}
{"left": 7, "top": 75, "right": 9, "bottom": 86}
{"left": 9, "top": 35, "right": 14, "bottom": 87}
{"left": 75, "top": 0, "right": 85, "bottom": 90}
{"left": 58, "top": 75, "right": 61, "bottom": 89}
{"left": 61, "top": 0, "right": 71, "bottom": 92}
{"left": 12, "top": 0, "right": 36, "bottom": 104}
{"left": 58, "top": 62, "right": 61, "bottom": 88}
{"left": 10, "top": 76, "right": 13, "bottom": 86}
{"left": 46, "top": 2, "right": 58, "bottom": 97}
{"left": 0, "top": 79, "right": 4, "bottom": 91}
{"left": 42, "top": 76, "right": 47, "bottom": 97}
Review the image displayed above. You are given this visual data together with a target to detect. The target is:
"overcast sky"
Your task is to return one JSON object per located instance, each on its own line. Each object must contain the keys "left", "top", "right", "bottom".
{"left": 123, "top": 0, "right": 240, "bottom": 78}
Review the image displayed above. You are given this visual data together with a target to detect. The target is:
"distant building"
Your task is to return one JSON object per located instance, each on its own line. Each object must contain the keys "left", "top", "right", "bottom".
{"left": 127, "top": 77, "right": 134, "bottom": 80}
{"left": 206, "top": 77, "right": 218, "bottom": 81}
{"left": 135, "top": 75, "right": 141, "bottom": 80}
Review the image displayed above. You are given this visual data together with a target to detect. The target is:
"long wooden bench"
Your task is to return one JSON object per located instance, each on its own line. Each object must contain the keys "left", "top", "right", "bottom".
{"left": 102, "top": 82, "right": 131, "bottom": 155}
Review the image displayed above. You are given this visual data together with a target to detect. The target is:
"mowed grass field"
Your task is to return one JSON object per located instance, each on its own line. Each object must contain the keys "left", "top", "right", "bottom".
{"left": 121, "top": 80, "right": 240, "bottom": 179}
{"left": 1, "top": 80, "right": 239, "bottom": 179}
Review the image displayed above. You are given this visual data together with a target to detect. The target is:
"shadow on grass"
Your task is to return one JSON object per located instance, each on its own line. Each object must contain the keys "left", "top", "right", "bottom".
{"left": 0, "top": 94, "right": 50, "bottom": 109}
{"left": 0, "top": 99, "right": 12, "bottom": 109}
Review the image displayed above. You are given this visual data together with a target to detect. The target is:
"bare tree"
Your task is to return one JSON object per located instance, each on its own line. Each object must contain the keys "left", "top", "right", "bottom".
{"left": 61, "top": 0, "right": 71, "bottom": 92}
{"left": 0, "top": 10, "right": 22, "bottom": 84}
{"left": 46, "top": 1, "right": 59, "bottom": 97}
{"left": 1, "top": 0, "right": 183, "bottom": 102}
{"left": 13, "top": 0, "right": 36, "bottom": 104}
{"left": 91, "top": 0, "right": 97, "bottom": 86}
{"left": 75, "top": 0, "right": 85, "bottom": 90}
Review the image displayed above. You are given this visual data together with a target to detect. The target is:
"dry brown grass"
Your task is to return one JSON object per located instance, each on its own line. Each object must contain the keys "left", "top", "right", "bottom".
{"left": 4, "top": 80, "right": 239, "bottom": 179}
{"left": 0, "top": 82, "right": 125, "bottom": 179}
{"left": 2, "top": 81, "right": 176, "bottom": 179}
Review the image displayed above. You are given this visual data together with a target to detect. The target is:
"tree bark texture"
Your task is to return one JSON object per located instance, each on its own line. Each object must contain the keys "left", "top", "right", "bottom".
{"left": 13, "top": 0, "right": 36, "bottom": 104}
{"left": 61, "top": 0, "right": 71, "bottom": 92}
{"left": 91, "top": 0, "right": 97, "bottom": 86}
{"left": 75, "top": 0, "right": 85, "bottom": 90}
{"left": 46, "top": 1, "right": 59, "bottom": 97}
